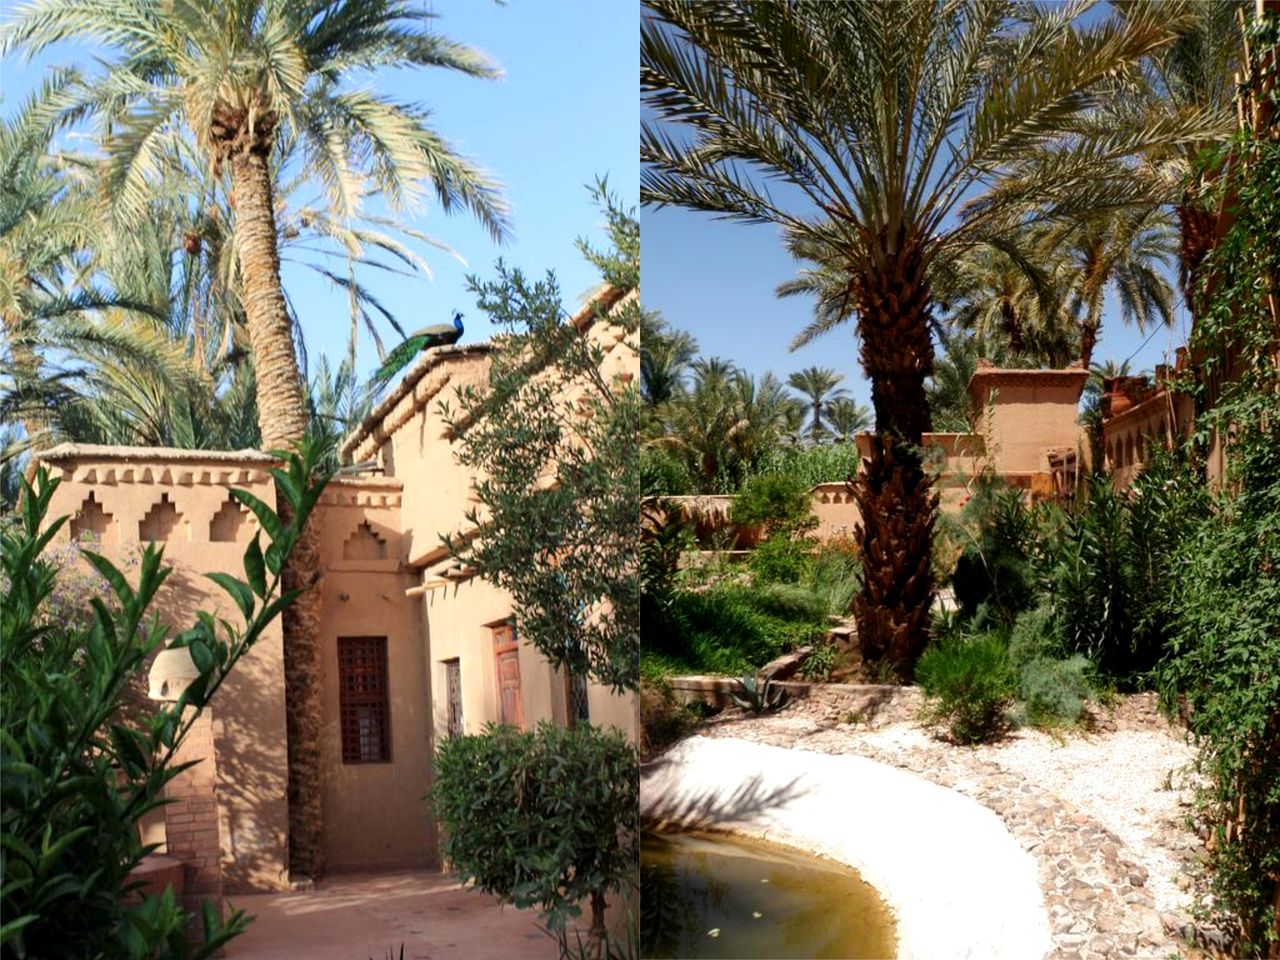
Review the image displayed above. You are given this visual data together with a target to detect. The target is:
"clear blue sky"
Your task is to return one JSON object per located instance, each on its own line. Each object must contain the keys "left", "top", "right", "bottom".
{"left": 1, "top": 0, "right": 639, "bottom": 382}
{"left": 641, "top": 3, "right": 1194, "bottom": 412}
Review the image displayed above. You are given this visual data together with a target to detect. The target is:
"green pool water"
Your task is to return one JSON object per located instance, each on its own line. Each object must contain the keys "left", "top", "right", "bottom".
{"left": 640, "top": 829, "right": 898, "bottom": 959}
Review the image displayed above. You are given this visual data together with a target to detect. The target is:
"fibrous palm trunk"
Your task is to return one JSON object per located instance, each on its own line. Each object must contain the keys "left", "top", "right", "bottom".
{"left": 850, "top": 239, "right": 939, "bottom": 679}
{"left": 226, "top": 127, "right": 325, "bottom": 882}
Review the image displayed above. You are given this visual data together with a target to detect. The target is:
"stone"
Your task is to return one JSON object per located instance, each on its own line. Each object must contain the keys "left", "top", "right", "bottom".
{"left": 1126, "top": 865, "right": 1148, "bottom": 886}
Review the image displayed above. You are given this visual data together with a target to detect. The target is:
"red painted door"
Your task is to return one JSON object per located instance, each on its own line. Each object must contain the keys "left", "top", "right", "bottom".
{"left": 493, "top": 624, "right": 523, "bottom": 728}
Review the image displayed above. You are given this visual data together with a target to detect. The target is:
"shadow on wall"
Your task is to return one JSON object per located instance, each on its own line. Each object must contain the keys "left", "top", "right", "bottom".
{"left": 157, "top": 562, "right": 288, "bottom": 893}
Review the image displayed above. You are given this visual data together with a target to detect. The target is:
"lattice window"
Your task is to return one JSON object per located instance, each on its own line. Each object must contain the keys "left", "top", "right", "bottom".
{"left": 567, "top": 670, "right": 590, "bottom": 727}
{"left": 444, "top": 659, "right": 463, "bottom": 740}
{"left": 338, "top": 637, "right": 390, "bottom": 763}
{"left": 138, "top": 493, "right": 182, "bottom": 542}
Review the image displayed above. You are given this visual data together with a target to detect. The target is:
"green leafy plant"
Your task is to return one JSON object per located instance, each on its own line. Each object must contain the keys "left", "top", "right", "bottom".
{"left": 442, "top": 184, "right": 639, "bottom": 692}
{"left": 945, "top": 474, "right": 1037, "bottom": 627}
{"left": 747, "top": 535, "right": 814, "bottom": 585}
{"left": 731, "top": 675, "right": 787, "bottom": 714}
{"left": 731, "top": 472, "right": 815, "bottom": 536}
{"left": 1156, "top": 127, "right": 1280, "bottom": 957}
{"left": 799, "top": 642, "right": 838, "bottom": 682}
{"left": 916, "top": 633, "right": 1016, "bottom": 744}
{"left": 0, "top": 441, "right": 331, "bottom": 959}
{"left": 431, "top": 722, "right": 638, "bottom": 956}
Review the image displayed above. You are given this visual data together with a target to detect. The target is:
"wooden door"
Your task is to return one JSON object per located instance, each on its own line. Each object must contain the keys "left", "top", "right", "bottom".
{"left": 492, "top": 624, "right": 523, "bottom": 728}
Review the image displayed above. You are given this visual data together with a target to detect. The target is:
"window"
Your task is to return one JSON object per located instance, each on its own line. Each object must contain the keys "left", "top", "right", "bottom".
{"left": 444, "top": 659, "right": 463, "bottom": 739}
{"left": 567, "top": 670, "right": 590, "bottom": 727}
{"left": 338, "top": 637, "right": 390, "bottom": 763}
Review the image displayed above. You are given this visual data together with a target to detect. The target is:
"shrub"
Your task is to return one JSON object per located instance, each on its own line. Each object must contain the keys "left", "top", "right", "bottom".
{"left": 916, "top": 632, "right": 1017, "bottom": 744}
{"left": 431, "top": 722, "right": 638, "bottom": 952}
{"left": 641, "top": 445, "right": 694, "bottom": 496}
{"left": 747, "top": 534, "right": 813, "bottom": 584}
{"left": 731, "top": 472, "right": 815, "bottom": 535}
{"left": 639, "top": 676, "right": 702, "bottom": 760}
{"left": 946, "top": 475, "right": 1037, "bottom": 627}
{"left": 1017, "top": 655, "right": 1095, "bottom": 728}
{"left": 800, "top": 642, "right": 837, "bottom": 682}
{"left": 803, "top": 545, "right": 861, "bottom": 616}
{"left": 0, "top": 445, "right": 329, "bottom": 959}
{"left": 646, "top": 584, "right": 828, "bottom": 675}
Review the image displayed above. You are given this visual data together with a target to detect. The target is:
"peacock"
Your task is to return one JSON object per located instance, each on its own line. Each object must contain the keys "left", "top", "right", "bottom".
{"left": 373, "top": 311, "right": 464, "bottom": 388}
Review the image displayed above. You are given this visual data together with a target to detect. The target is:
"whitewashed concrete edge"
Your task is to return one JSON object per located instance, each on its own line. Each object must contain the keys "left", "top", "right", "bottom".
{"left": 640, "top": 736, "right": 1052, "bottom": 960}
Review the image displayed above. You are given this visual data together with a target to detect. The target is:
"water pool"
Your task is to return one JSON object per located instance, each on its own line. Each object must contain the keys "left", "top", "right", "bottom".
{"left": 640, "top": 829, "right": 897, "bottom": 959}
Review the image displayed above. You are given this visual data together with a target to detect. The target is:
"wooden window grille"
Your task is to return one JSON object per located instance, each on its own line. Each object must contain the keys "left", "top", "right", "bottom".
{"left": 567, "top": 670, "right": 590, "bottom": 727}
{"left": 445, "top": 659, "right": 463, "bottom": 739}
{"left": 338, "top": 637, "right": 390, "bottom": 763}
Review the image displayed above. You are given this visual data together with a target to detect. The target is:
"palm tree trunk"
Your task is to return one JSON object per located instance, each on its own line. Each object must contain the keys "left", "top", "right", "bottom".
{"left": 851, "top": 244, "right": 939, "bottom": 679}
{"left": 1080, "top": 320, "right": 1100, "bottom": 368}
{"left": 228, "top": 148, "right": 326, "bottom": 882}
{"left": 1178, "top": 201, "right": 1216, "bottom": 322}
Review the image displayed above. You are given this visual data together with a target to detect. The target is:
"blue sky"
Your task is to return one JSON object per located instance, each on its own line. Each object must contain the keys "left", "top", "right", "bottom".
{"left": 1, "top": 0, "right": 639, "bottom": 383}
{"left": 641, "top": 3, "right": 1195, "bottom": 412}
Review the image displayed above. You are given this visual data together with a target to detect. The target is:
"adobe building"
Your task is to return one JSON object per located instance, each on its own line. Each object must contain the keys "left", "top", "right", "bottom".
{"left": 33, "top": 285, "right": 638, "bottom": 922}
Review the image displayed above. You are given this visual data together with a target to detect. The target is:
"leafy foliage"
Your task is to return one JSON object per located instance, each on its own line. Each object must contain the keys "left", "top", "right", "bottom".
{"left": 444, "top": 186, "right": 639, "bottom": 692}
{"left": 916, "top": 632, "right": 1017, "bottom": 744}
{"left": 0, "top": 441, "right": 331, "bottom": 959}
{"left": 1156, "top": 127, "right": 1280, "bottom": 956}
{"left": 945, "top": 474, "right": 1038, "bottom": 627}
{"left": 730, "top": 472, "right": 815, "bottom": 536}
{"left": 431, "top": 723, "right": 638, "bottom": 947}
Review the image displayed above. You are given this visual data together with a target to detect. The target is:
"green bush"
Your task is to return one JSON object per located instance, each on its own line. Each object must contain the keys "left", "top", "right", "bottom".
{"left": 1017, "top": 655, "right": 1095, "bottom": 728}
{"left": 431, "top": 722, "right": 638, "bottom": 951}
{"left": 946, "top": 475, "right": 1037, "bottom": 627}
{"left": 747, "top": 534, "right": 813, "bottom": 584}
{"left": 641, "top": 445, "right": 694, "bottom": 497}
{"left": 800, "top": 642, "right": 837, "bottom": 682}
{"left": 802, "top": 544, "right": 861, "bottom": 616}
{"left": 916, "top": 633, "right": 1017, "bottom": 743}
{"left": 731, "top": 472, "right": 815, "bottom": 534}
{"left": 645, "top": 584, "right": 827, "bottom": 675}
{"left": 0, "top": 445, "right": 330, "bottom": 959}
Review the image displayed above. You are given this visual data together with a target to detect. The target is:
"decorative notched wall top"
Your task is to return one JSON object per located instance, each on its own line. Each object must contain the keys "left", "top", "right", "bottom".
{"left": 139, "top": 493, "right": 184, "bottom": 543}
{"left": 71, "top": 492, "right": 116, "bottom": 544}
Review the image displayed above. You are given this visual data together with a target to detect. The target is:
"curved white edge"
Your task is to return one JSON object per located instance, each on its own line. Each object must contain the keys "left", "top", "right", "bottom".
{"left": 640, "top": 737, "right": 1052, "bottom": 960}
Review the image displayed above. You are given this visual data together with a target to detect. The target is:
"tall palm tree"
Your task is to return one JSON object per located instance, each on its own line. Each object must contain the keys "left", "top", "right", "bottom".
{"left": 1112, "top": 0, "right": 1244, "bottom": 317}
{"left": 643, "top": 1, "right": 1210, "bottom": 675}
{"left": 826, "top": 397, "right": 872, "bottom": 443}
{"left": 786, "top": 365, "right": 848, "bottom": 443}
{"left": 3, "top": 0, "right": 510, "bottom": 880}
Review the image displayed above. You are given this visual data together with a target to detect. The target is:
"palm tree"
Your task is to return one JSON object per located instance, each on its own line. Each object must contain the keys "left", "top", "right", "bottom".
{"left": 641, "top": 311, "right": 698, "bottom": 407}
{"left": 1112, "top": 0, "right": 1243, "bottom": 317}
{"left": 933, "top": 238, "right": 1079, "bottom": 367}
{"left": 4, "top": 0, "right": 510, "bottom": 881}
{"left": 642, "top": 1, "right": 1208, "bottom": 675}
{"left": 1044, "top": 205, "right": 1179, "bottom": 367}
{"left": 786, "top": 366, "right": 848, "bottom": 443}
{"left": 826, "top": 397, "right": 872, "bottom": 444}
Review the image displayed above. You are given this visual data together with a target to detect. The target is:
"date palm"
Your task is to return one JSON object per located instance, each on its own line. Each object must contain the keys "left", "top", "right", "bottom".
{"left": 641, "top": 311, "right": 698, "bottom": 407}
{"left": 786, "top": 365, "right": 848, "bottom": 444}
{"left": 3, "top": 0, "right": 509, "bottom": 881}
{"left": 1111, "top": 0, "right": 1244, "bottom": 316}
{"left": 1044, "top": 205, "right": 1178, "bottom": 367}
{"left": 826, "top": 397, "right": 872, "bottom": 444}
{"left": 643, "top": 1, "right": 1212, "bottom": 675}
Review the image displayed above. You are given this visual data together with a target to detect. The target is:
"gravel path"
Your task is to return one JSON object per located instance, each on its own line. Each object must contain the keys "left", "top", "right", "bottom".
{"left": 690, "top": 689, "right": 1210, "bottom": 960}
